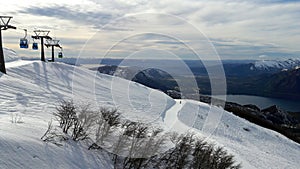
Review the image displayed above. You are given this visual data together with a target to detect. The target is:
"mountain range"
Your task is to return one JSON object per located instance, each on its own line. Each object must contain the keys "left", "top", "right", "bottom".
{"left": 95, "top": 58, "right": 300, "bottom": 100}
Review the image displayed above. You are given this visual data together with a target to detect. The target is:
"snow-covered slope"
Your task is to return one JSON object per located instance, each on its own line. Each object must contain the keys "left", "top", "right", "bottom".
{"left": 0, "top": 60, "right": 174, "bottom": 168}
{"left": 0, "top": 50, "right": 299, "bottom": 168}
{"left": 252, "top": 58, "right": 300, "bottom": 71}
{"left": 176, "top": 100, "right": 300, "bottom": 169}
{"left": 3, "top": 48, "right": 19, "bottom": 62}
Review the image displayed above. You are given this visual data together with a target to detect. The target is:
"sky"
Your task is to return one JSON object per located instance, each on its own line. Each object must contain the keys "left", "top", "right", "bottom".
{"left": 1, "top": 0, "right": 300, "bottom": 60}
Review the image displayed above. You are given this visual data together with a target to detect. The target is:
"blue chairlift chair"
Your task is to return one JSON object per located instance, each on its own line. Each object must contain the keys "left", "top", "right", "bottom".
{"left": 32, "top": 42, "right": 38, "bottom": 50}
{"left": 20, "top": 29, "right": 28, "bottom": 49}
{"left": 58, "top": 52, "right": 63, "bottom": 58}
{"left": 19, "top": 38, "right": 28, "bottom": 48}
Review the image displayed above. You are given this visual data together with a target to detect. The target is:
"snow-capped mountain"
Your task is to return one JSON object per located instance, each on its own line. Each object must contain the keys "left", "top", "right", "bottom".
{"left": 251, "top": 58, "right": 300, "bottom": 71}
{"left": 0, "top": 49, "right": 299, "bottom": 169}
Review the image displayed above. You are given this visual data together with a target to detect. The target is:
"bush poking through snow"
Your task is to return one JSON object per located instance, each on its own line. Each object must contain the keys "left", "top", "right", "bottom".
{"left": 93, "top": 107, "right": 121, "bottom": 146}
{"left": 154, "top": 133, "right": 241, "bottom": 169}
{"left": 45, "top": 100, "right": 123, "bottom": 144}
{"left": 43, "top": 100, "right": 241, "bottom": 169}
{"left": 120, "top": 122, "right": 167, "bottom": 169}
{"left": 51, "top": 100, "right": 99, "bottom": 141}
{"left": 71, "top": 104, "right": 97, "bottom": 141}
{"left": 53, "top": 100, "right": 77, "bottom": 133}
{"left": 192, "top": 140, "right": 241, "bottom": 169}
{"left": 11, "top": 113, "right": 24, "bottom": 123}
{"left": 41, "top": 120, "right": 68, "bottom": 146}
{"left": 157, "top": 132, "right": 195, "bottom": 168}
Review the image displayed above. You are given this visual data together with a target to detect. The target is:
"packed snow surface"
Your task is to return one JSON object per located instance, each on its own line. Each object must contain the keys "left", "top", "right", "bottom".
{"left": 0, "top": 50, "right": 299, "bottom": 169}
{"left": 2, "top": 48, "right": 19, "bottom": 62}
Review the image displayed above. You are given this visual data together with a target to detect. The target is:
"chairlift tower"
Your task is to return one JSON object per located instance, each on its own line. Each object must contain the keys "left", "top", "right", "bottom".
{"left": 45, "top": 39, "right": 61, "bottom": 62}
{"left": 32, "top": 30, "right": 52, "bottom": 62}
{"left": 0, "top": 16, "right": 16, "bottom": 74}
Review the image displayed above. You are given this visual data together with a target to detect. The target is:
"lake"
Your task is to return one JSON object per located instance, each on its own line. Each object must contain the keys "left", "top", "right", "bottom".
{"left": 212, "top": 95, "right": 300, "bottom": 112}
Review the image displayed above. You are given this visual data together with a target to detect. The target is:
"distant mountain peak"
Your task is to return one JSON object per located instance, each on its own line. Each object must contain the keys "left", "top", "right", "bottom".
{"left": 253, "top": 58, "right": 300, "bottom": 71}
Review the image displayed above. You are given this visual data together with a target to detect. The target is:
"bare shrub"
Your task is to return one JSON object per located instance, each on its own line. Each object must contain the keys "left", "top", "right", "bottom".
{"left": 43, "top": 100, "right": 241, "bottom": 169}
{"left": 51, "top": 100, "right": 98, "bottom": 141}
{"left": 71, "top": 104, "right": 97, "bottom": 141}
{"left": 41, "top": 120, "right": 68, "bottom": 146}
{"left": 122, "top": 122, "right": 149, "bottom": 169}
{"left": 155, "top": 133, "right": 241, "bottom": 169}
{"left": 53, "top": 100, "right": 77, "bottom": 133}
{"left": 158, "top": 132, "right": 194, "bottom": 169}
{"left": 93, "top": 107, "right": 121, "bottom": 146}
{"left": 119, "top": 122, "right": 168, "bottom": 169}
{"left": 11, "top": 113, "right": 24, "bottom": 123}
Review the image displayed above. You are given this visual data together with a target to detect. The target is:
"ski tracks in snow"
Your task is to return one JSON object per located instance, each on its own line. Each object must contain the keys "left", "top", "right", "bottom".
{"left": 163, "top": 100, "right": 193, "bottom": 133}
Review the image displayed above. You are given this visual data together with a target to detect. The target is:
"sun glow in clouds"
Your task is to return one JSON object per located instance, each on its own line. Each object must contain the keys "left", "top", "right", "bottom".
{"left": 1, "top": 0, "right": 299, "bottom": 60}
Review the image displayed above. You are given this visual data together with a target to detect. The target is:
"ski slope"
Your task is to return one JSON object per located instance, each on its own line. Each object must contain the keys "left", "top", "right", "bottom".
{"left": 176, "top": 100, "right": 300, "bottom": 169}
{"left": 0, "top": 49, "right": 299, "bottom": 168}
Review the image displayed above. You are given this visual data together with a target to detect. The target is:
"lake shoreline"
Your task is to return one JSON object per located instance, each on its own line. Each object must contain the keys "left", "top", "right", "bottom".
{"left": 210, "top": 94, "right": 300, "bottom": 112}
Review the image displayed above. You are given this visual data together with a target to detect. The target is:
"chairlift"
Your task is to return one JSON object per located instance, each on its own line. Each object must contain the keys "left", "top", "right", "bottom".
{"left": 19, "top": 29, "right": 28, "bottom": 49}
{"left": 58, "top": 47, "right": 63, "bottom": 58}
{"left": 58, "top": 52, "right": 63, "bottom": 58}
{"left": 20, "top": 39, "right": 28, "bottom": 48}
{"left": 32, "top": 42, "right": 38, "bottom": 50}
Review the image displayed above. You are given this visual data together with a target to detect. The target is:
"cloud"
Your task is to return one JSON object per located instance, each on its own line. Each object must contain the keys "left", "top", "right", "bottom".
{"left": 259, "top": 55, "right": 268, "bottom": 58}
{"left": 155, "top": 40, "right": 184, "bottom": 45}
{"left": 210, "top": 38, "right": 299, "bottom": 59}
{"left": 18, "top": 5, "right": 119, "bottom": 28}
{"left": 2, "top": 0, "right": 300, "bottom": 60}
